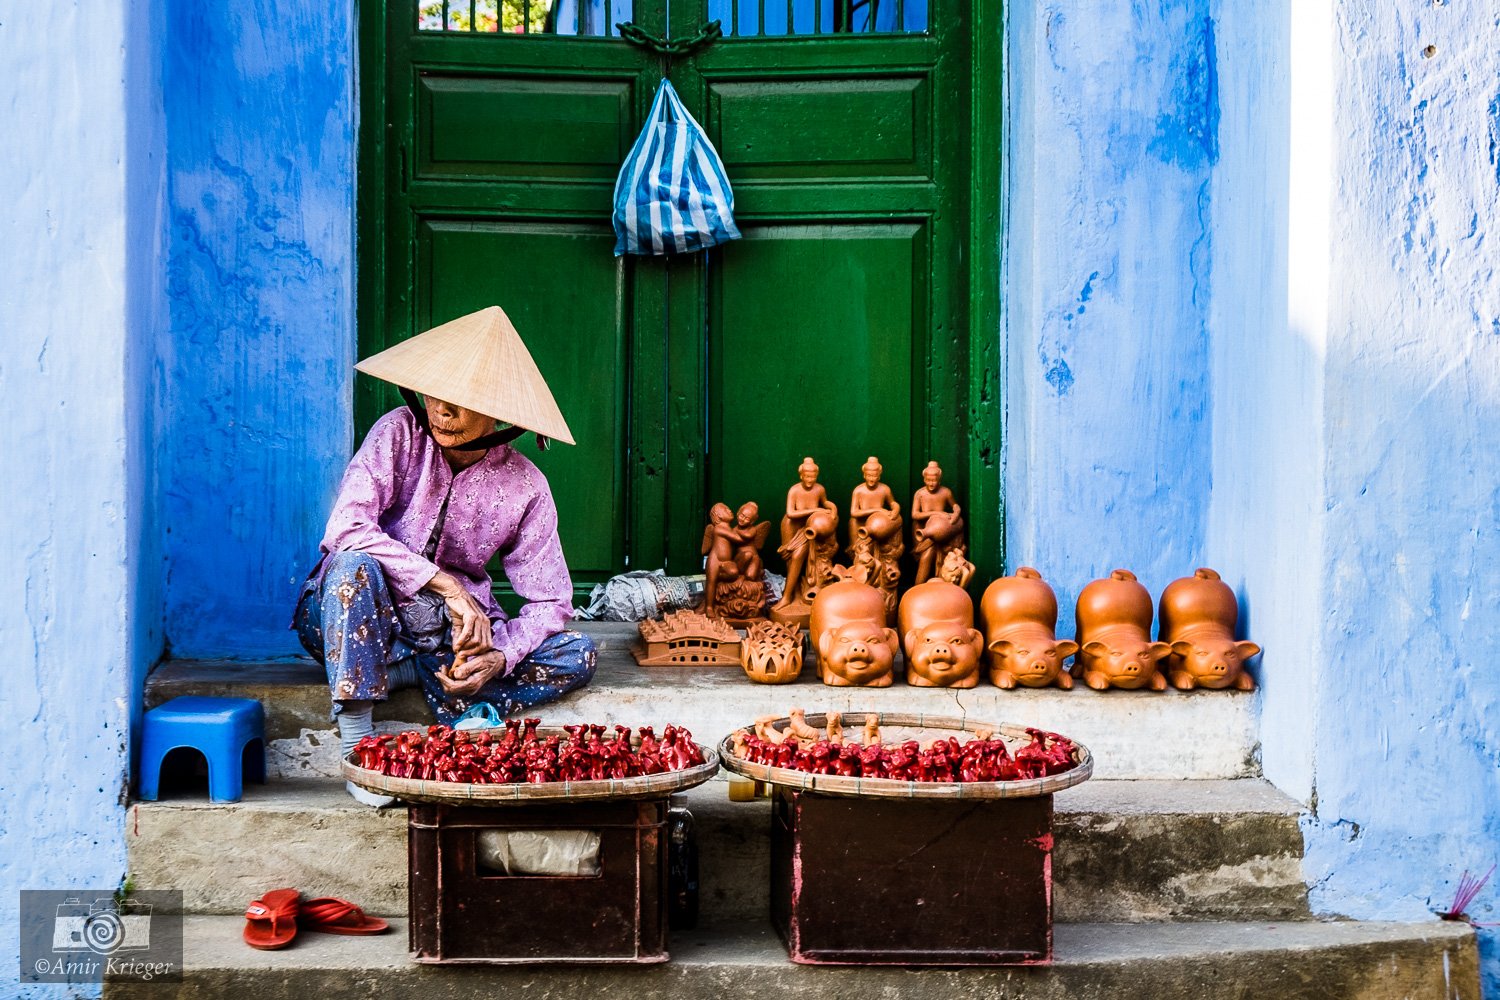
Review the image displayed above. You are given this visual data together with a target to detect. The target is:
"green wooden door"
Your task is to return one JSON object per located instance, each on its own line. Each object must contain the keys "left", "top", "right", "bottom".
{"left": 358, "top": 0, "right": 1001, "bottom": 599}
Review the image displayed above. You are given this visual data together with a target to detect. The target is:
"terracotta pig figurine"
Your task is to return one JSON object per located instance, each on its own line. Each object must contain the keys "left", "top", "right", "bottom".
{"left": 981, "top": 567, "right": 1079, "bottom": 689}
{"left": 1158, "top": 568, "right": 1261, "bottom": 690}
{"left": 1074, "top": 569, "right": 1169, "bottom": 691}
{"left": 810, "top": 580, "right": 897, "bottom": 686}
{"left": 898, "top": 580, "right": 982, "bottom": 688}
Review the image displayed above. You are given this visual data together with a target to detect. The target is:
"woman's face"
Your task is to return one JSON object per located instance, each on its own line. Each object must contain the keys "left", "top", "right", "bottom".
{"left": 423, "top": 396, "right": 494, "bottom": 449}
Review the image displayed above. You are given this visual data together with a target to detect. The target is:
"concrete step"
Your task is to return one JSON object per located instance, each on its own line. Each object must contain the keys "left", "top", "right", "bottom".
{"left": 103, "top": 916, "right": 1479, "bottom": 1000}
{"left": 127, "top": 775, "right": 1309, "bottom": 925}
{"left": 146, "top": 623, "right": 1261, "bottom": 780}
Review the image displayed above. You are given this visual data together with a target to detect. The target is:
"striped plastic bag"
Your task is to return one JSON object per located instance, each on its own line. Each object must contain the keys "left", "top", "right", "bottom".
{"left": 613, "top": 79, "right": 741, "bottom": 256}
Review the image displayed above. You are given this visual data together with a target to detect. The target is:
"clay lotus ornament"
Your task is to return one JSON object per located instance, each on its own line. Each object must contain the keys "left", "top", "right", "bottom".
{"left": 1074, "top": 569, "right": 1169, "bottom": 691}
{"left": 739, "top": 620, "right": 805, "bottom": 684}
{"left": 1158, "top": 568, "right": 1261, "bottom": 691}
{"left": 981, "top": 567, "right": 1079, "bottom": 689}
{"left": 897, "top": 580, "right": 981, "bottom": 688}
{"left": 810, "top": 580, "right": 896, "bottom": 686}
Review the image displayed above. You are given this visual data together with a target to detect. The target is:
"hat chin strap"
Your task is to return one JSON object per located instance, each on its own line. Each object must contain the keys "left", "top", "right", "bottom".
{"left": 400, "top": 387, "right": 549, "bottom": 452}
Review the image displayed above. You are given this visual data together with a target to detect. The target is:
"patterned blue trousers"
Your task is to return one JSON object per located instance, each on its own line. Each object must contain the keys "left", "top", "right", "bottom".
{"left": 294, "top": 551, "right": 597, "bottom": 726}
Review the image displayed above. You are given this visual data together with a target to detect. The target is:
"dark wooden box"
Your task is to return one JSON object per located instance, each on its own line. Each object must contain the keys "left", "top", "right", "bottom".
{"left": 408, "top": 798, "right": 668, "bottom": 964}
{"left": 770, "top": 788, "right": 1053, "bottom": 965}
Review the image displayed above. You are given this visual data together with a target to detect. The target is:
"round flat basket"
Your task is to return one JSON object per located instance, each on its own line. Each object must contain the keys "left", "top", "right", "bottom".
{"left": 342, "top": 734, "right": 721, "bottom": 805}
{"left": 718, "top": 712, "right": 1092, "bottom": 799}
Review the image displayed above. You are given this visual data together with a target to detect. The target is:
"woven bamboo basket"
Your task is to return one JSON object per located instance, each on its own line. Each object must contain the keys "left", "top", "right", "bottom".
{"left": 718, "top": 711, "right": 1092, "bottom": 800}
{"left": 342, "top": 728, "right": 721, "bottom": 805}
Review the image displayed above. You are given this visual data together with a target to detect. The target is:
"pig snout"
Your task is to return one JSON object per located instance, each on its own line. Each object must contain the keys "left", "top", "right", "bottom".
{"left": 845, "top": 641, "right": 873, "bottom": 661}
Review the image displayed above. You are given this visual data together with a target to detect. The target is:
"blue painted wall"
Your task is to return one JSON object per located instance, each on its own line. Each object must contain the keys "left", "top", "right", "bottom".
{"left": 1005, "top": 0, "right": 1219, "bottom": 637}
{"left": 160, "top": 0, "right": 356, "bottom": 659}
{"left": 0, "top": 2, "right": 164, "bottom": 995}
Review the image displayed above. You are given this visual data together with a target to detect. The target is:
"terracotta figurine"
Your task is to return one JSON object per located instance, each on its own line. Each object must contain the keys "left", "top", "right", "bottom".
{"left": 810, "top": 580, "right": 897, "bottom": 686}
{"left": 981, "top": 567, "right": 1078, "bottom": 689}
{"left": 898, "top": 580, "right": 982, "bottom": 688}
{"left": 739, "top": 620, "right": 804, "bottom": 684}
{"left": 1158, "top": 568, "right": 1261, "bottom": 691}
{"left": 1074, "top": 569, "right": 1169, "bottom": 691}
{"left": 702, "top": 501, "right": 771, "bottom": 621}
{"left": 771, "top": 457, "right": 840, "bottom": 626}
{"left": 841, "top": 508, "right": 904, "bottom": 619}
{"left": 937, "top": 545, "right": 977, "bottom": 589}
{"left": 848, "top": 456, "right": 902, "bottom": 555}
{"left": 911, "top": 461, "right": 965, "bottom": 584}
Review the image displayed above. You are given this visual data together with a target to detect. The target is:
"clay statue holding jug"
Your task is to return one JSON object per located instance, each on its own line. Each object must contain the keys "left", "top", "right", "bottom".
{"left": 810, "top": 579, "right": 897, "bottom": 686}
{"left": 911, "top": 461, "right": 966, "bottom": 584}
{"left": 1158, "top": 568, "right": 1261, "bottom": 691}
{"left": 981, "top": 567, "right": 1078, "bottom": 689}
{"left": 771, "top": 457, "right": 840, "bottom": 627}
{"left": 702, "top": 501, "right": 771, "bottom": 622}
{"left": 1074, "top": 569, "right": 1170, "bottom": 691}
{"left": 848, "top": 457, "right": 902, "bottom": 554}
{"left": 897, "top": 579, "right": 982, "bottom": 688}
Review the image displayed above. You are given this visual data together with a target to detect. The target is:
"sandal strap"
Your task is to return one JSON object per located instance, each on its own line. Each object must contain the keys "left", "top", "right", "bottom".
{"left": 300, "top": 896, "right": 365, "bottom": 927}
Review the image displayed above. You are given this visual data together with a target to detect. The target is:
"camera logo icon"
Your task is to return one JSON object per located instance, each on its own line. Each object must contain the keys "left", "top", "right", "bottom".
{"left": 52, "top": 897, "right": 153, "bottom": 955}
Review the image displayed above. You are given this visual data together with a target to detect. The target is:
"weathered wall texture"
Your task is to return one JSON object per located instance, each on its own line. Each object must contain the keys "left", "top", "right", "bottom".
{"left": 0, "top": 2, "right": 163, "bottom": 995}
{"left": 160, "top": 0, "right": 356, "bottom": 658}
{"left": 1299, "top": 2, "right": 1500, "bottom": 989}
{"left": 1005, "top": 0, "right": 1219, "bottom": 636}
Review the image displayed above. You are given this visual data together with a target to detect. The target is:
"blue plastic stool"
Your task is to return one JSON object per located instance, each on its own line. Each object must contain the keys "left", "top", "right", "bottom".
{"left": 138, "top": 696, "right": 266, "bottom": 802}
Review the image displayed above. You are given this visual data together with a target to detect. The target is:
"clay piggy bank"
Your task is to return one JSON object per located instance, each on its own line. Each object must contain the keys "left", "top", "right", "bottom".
{"left": 810, "top": 580, "right": 891, "bottom": 683}
{"left": 1075, "top": 569, "right": 1169, "bottom": 691}
{"left": 897, "top": 579, "right": 974, "bottom": 637}
{"left": 903, "top": 622, "right": 984, "bottom": 688}
{"left": 818, "top": 621, "right": 899, "bottom": 687}
{"left": 1158, "top": 568, "right": 1261, "bottom": 691}
{"left": 981, "top": 567, "right": 1079, "bottom": 689}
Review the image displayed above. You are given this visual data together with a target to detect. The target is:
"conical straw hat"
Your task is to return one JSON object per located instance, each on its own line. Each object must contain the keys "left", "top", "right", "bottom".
{"left": 356, "top": 306, "right": 575, "bottom": 446}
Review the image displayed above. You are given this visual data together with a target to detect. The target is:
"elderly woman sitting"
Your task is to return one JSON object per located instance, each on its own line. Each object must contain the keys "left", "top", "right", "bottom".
{"left": 293, "top": 307, "right": 597, "bottom": 805}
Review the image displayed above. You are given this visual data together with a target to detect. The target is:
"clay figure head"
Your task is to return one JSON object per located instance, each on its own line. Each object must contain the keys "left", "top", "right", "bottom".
{"left": 735, "top": 501, "right": 759, "bottom": 527}
{"left": 818, "top": 621, "right": 899, "bottom": 684}
{"left": 709, "top": 502, "right": 733, "bottom": 525}
{"left": 904, "top": 623, "right": 984, "bottom": 684}
{"left": 990, "top": 638, "right": 1079, "bottom": 684}
{"left": 423, "top": 396, "right": 496, "bottom": 450}
{"left": 921, "top": 461, "right": 943, "bottom": 490}
{"left": 861, "top": 456, "right": 883, "bottom": 487}
{"left": 798, "top": 457, "right": 820, "bottom": 487}
{"left": 1082, "top": 640, "right": 1171, "bottom": 689}
{"left": 1170, "top": 638, "right": 1262, "bottom": 689}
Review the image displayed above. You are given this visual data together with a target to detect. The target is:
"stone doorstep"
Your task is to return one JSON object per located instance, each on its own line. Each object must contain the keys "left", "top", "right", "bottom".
{"left": 101, "top": 917, "right": 1481, "bottom": 1000}
{"left": 146, "top": 623, "right": 1262, "bottom": 781}
{"left": 126, "top": 776, "right": 1310, "bottom": 925}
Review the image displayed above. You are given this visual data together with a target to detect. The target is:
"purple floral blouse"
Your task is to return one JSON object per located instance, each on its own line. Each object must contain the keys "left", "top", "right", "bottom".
{"left": 319, "top": 407, "right": 574, "bottom": 670}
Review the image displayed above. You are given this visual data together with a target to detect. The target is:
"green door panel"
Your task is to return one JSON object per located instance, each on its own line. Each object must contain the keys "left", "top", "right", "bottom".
{"left": 416, "top": 219, "right": 628, "bottom": 582}
{"left": 706, "top": 221, "right": 925, "bottom": 568}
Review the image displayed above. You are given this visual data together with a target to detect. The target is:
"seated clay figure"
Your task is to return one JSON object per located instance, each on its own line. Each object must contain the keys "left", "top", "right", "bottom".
{"left": 772, "top": 457, "right": 840, "bottom": 624}
{"left": 848, "top": 456, "right": 902, "bottom": 554}
{"left": 911, "top": 461, "right": 965, "bottom": 584}
{"left": 1159, "top": 568, "right": 1261, "bottom": 691}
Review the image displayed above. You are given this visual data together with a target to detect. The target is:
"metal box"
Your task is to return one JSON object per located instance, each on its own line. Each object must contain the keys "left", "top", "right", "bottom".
{"left": 408, "top": 799, "right": 668, "bottom": 964}
{"left": 770, "top": 788, "right": 1053, "bottom": 965}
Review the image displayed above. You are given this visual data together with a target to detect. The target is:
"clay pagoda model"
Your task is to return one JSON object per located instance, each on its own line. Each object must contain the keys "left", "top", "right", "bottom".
{"left": 636, "top": 610, "right": 742, "bottom": 666}
{"left": 702, "top": 501, "right": 772, "bottom": 622}
{"left": 771, "top": 457, "right": 841, "bottom": 627}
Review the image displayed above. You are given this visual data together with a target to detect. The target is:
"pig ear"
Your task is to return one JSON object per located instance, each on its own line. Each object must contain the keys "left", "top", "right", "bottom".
{"left": 1171, "top": 640, "right": 1194, "bottom": 657}
{"left": 1236, "top": 641, "right": 1262, "bottom": 659}
{"left": 989, "top": 638, "right": 1014, "bottom": 654}
{"left": 904, "top": 629, "right": 919, "bottom": 653}
{"left": 1083, "top": 640, "right": 1108, "bottom": 656}
{"left": 880, "top": 628, "right": 900, "bottom": 652}
{"left": 966, "top": 628, "right": 984, "bottom": 647}
{"left": 1148, "top": 641, "right": 1172, "bottom": 661}
{"left": 1054, "top": 640, "right": 1079, "bottom": 659}
{"left": 818, "top": 632, "right": 833, "bottom": 660}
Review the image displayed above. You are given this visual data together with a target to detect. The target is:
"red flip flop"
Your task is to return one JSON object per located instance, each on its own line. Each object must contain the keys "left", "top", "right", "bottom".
{"left": 297, "top": 896, "right": 390, "bottom": 935}
{"left": 243, "top": 888, "right": 301, "bottom": 950}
